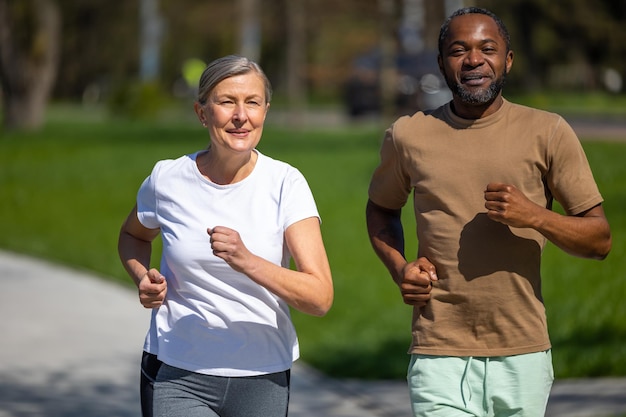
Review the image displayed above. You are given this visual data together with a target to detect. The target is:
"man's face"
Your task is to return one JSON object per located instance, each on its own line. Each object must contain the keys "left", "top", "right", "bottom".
{"left": 438, "top": 13, "right": 513, "bottom": 107}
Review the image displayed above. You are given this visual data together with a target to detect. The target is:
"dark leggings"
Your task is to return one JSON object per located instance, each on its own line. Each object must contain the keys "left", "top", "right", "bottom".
{"left": 154, "top": 363, "right": 291, "bottom": 417}
{"left": 140, "top": 351, "right": 291, "bottom": 417}
{"left": 140, "top": 351, "right": 163, "bottom": 417}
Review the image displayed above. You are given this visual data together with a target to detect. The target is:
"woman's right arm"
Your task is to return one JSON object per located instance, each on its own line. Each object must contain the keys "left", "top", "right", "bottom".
{"left": 118, "top": 205, "right": 167, "bottom": 308}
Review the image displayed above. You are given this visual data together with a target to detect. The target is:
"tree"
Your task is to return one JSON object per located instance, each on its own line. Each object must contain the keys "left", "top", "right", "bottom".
{"left": 238, "top": 0, "right": 261, "bottom": 62}
{"left": 0, "top": 0, "right": 60, "bottom": 131}
{"left": 139, "top": 0, "right": 164, "bottom": 82}
{"left": 285, "top": 0, "right": 307, "bottom": 125}
{"left": 378, "top": 0, "right": 398, "bottom": 121}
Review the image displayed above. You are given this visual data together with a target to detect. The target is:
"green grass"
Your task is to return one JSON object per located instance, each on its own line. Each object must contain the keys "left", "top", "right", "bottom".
{"left": 508, "top": 91, "right": 626, "bottom": 119}
{"left": 1, "top": 104, "right": 624, "bottom": 380}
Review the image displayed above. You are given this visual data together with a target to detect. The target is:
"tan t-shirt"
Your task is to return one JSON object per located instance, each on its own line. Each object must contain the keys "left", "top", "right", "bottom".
{"left": 368, "top": 99, "right": 603, "bottom": 357}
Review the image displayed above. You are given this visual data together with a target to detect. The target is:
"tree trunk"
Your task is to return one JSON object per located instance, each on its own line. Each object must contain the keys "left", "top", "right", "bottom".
{"left": 285, "top": 0, "right": 306, "bottom": 126}
{"left": 238, "top": 0, "right": 261, "bottom": 62}
{"left": 139, "top": 0, "right": 164, "bottom": 82}
{"left": 378, "top": 0, "right": 397, "bottom": 122}
{"left": 423, "top": 0, "right": 446, "bottom": 50}
{"left": 0, "top": 0, "right": 61, "bottom": 131}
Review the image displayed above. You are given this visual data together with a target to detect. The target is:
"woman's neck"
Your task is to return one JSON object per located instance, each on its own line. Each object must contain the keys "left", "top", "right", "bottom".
{"left": 197, "top": 147, "right": 257, "bottom": 185}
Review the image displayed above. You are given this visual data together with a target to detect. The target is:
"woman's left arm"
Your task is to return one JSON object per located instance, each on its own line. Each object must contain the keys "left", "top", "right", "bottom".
{"left": 208, "top": 217, "right": 333, "bottom": 316}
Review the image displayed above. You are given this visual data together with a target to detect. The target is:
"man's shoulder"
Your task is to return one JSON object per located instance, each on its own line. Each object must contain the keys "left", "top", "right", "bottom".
{"left": 502, "top": 99, "right": 579, "bottom": 145}
{"left": 392, "top": 105, "right": 449, "bottom": 133}
{"left": 503, "top": 98, "right": 563, "bottom": 122}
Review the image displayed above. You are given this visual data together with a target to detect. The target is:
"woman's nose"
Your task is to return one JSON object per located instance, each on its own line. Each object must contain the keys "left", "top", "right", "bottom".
{"left": 233, "top": 104, "right": 247, "bottom": 122}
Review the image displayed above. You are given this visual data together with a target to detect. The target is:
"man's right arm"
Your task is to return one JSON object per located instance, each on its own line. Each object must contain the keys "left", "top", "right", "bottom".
{"left": 366, "top": 199, "right": 437, "bottom": 306}
{"left": 366, "top": 199, "right": 407, "bottom": 284}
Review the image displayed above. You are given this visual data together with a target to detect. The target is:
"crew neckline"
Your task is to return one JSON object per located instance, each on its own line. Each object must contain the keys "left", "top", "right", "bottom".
{"left": 444, "top": 98, "right": 510, "bottom": 130}
{"left": 191, "top": 149, "right": 261, "bottom": 188}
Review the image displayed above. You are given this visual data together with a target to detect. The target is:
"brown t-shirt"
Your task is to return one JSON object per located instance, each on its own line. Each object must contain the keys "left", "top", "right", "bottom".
{"left": 368, "top": 99, "right": 603, "bottom": 357}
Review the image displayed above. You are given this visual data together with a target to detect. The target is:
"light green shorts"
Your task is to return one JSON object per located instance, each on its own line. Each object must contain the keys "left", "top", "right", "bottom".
{"left": 407, "top": 350, "right": 554, "bottom": 417}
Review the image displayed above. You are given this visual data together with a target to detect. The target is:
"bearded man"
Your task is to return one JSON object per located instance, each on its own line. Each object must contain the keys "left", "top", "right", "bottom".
{"left": 366, "top": 7, "right": 611, "bottom": 417}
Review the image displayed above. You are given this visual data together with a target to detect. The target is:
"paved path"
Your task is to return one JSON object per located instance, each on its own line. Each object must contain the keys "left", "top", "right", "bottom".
{"left": 1, "top": 251, "right": 625, "bottom": 417}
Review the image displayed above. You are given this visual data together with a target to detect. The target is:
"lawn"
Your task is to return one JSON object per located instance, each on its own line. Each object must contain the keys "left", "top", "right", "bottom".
{"left": 1, "top": 104, "right": 624, "bottom": 380}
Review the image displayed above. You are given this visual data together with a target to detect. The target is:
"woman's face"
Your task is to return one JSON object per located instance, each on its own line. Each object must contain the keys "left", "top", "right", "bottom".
{"left": 196, "top": 72, "right": 269, "bottom": 155}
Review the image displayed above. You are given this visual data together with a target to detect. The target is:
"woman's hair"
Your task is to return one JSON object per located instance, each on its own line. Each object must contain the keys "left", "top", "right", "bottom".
{"left": 197, "top": 55, "right": 272, "bottom": 105}
{"left": 438, "top": 7, "right": 511, "bottom": 55}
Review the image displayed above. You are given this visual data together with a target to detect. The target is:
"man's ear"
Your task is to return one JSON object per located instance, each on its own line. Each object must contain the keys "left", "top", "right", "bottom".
{"left": 505, "top": 50, "right": 514, "bottom": 74}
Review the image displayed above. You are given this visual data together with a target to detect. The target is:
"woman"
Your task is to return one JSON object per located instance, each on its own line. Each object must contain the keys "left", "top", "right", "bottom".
{"left": 118, "top": 55, "right": 333, "bottom": 417}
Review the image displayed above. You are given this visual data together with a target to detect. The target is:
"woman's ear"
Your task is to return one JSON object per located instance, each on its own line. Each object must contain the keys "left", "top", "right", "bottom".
{"left": 194, "top": 102, "right": 208, "bottom": 127}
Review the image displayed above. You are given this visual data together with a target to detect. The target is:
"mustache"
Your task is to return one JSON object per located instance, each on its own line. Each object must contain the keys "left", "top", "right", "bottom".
{"left": 460, "top": 72, "right": 490, "bottom": 81}
{"left": 442, "top": 67, "right": 508, "bottom": 105}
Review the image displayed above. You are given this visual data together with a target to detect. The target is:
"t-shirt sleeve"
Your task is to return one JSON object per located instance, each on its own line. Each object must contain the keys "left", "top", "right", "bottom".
{"left": 136, "top": 161, "right": 164, "bottom": 230}
{"left": 547, "top": 117, "right": 604, "bottom": 215}
{"left": 368, "top": 123, "right": 412, "bottom": 210}
{"left": 281, "top": 167, "right": 320, "bottom": 229}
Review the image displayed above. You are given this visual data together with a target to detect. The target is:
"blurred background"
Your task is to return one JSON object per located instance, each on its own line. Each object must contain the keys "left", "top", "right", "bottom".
{"left": 1, "top": 0, "right": 625, "bottom": 385}
{"left": 1, "top": 0, "right": 625, "bottom": 130}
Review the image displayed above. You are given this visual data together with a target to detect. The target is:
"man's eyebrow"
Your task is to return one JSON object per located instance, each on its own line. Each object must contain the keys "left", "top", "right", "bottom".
{"left": 446, "top": 38, "right": 500, "bottom": 48}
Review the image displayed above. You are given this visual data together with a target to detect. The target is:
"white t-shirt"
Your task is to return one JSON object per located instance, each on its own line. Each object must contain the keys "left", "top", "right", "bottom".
{"left": 136, "top": 150, "right": 320, "bottom": 376}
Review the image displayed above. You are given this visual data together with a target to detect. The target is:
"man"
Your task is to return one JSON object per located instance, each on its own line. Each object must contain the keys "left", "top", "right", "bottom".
{"left": 365, "top": 7, "right": 611, "bottom": 417}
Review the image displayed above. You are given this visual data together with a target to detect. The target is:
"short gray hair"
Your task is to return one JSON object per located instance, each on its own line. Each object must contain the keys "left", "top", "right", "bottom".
{"left": 197, "top": 55, "right": 272, "bottom": 104}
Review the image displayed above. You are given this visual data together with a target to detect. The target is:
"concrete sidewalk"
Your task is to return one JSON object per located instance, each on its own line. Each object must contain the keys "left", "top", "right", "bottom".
{"left": 1, "top": 251, "right": 625, "bottom": 417}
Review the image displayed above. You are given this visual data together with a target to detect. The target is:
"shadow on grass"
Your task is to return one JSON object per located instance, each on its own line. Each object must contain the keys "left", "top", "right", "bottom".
{"left": 551, "top": 324, "right": 626, "bottom": 378}
{"left": 307, "top": 337, "right": 412, "bottom": 380}
{"left": 309, "top": 323, "right": 626, "bottom": 380}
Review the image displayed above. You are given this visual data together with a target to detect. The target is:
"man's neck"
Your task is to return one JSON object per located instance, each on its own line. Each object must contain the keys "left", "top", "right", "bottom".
{"left": 451, "top": 95, "right": 504, "bottom": 120}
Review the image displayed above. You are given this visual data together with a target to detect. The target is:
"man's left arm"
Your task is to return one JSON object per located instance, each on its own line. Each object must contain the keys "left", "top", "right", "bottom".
{"left": 484, "top": 182, "right": 611, "bottom": 260}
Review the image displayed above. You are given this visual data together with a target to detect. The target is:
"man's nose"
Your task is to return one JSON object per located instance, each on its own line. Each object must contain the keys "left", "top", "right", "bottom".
{"left": 464, "top": 49, "right": 484, "bottom": 67}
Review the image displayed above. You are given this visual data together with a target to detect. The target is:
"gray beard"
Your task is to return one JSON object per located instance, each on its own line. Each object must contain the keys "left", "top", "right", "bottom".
{"left": 450, "top": 74, "right": 506, "bottom": 105}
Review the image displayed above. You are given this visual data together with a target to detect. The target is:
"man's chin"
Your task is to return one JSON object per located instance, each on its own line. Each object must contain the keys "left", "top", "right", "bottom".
{"left": 454, "top": 85, "right": 501, "bottom": 106}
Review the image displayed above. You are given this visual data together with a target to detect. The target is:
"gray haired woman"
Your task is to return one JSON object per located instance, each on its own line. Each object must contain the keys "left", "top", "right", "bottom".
{"left": 118, "top": 55, "right": 333, "bottom": 417}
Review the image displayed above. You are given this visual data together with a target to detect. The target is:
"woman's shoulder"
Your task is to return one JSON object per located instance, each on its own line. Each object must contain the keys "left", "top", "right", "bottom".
{"left": 256, "top": 151, "right": 300, "bottom": 174}
{"left": 149, "top": 152, "right": 200, "bottom": 175}
{"left": 255, "top": 151, "right": 309, "bottom": 186}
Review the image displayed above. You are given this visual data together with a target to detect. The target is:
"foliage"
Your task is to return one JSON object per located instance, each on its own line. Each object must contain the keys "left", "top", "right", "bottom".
{"left": 55, "top": 0, "right": 139, "bottom": 99}
{"left": 477, "top": 0, "right": 626, "bottom": 92}
{"left": 0, "top": 104, "right": 625, "bottom": 380}
{"left": 106, "top": 80, "right": 171, "bottom": 120}
{"left": 0, "top": 0, "right": 60, "bottom": 130}
{"left": 48, "top": 0, "right": 626, "bottom": 106}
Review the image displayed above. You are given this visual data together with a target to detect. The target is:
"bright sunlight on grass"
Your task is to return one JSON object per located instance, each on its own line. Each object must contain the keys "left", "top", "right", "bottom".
{"left": 1, "top": 104, "right": 624, "bottom": 380}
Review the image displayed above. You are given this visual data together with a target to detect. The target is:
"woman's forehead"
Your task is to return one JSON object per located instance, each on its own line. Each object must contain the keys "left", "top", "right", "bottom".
{"left": 212, "top": 73, "right": 266, "bottom": 95}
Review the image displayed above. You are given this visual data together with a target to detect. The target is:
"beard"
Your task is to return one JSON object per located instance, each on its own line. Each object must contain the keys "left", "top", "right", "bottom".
{"left": 446, "top": 70, "right": 507, "bottom": 105}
